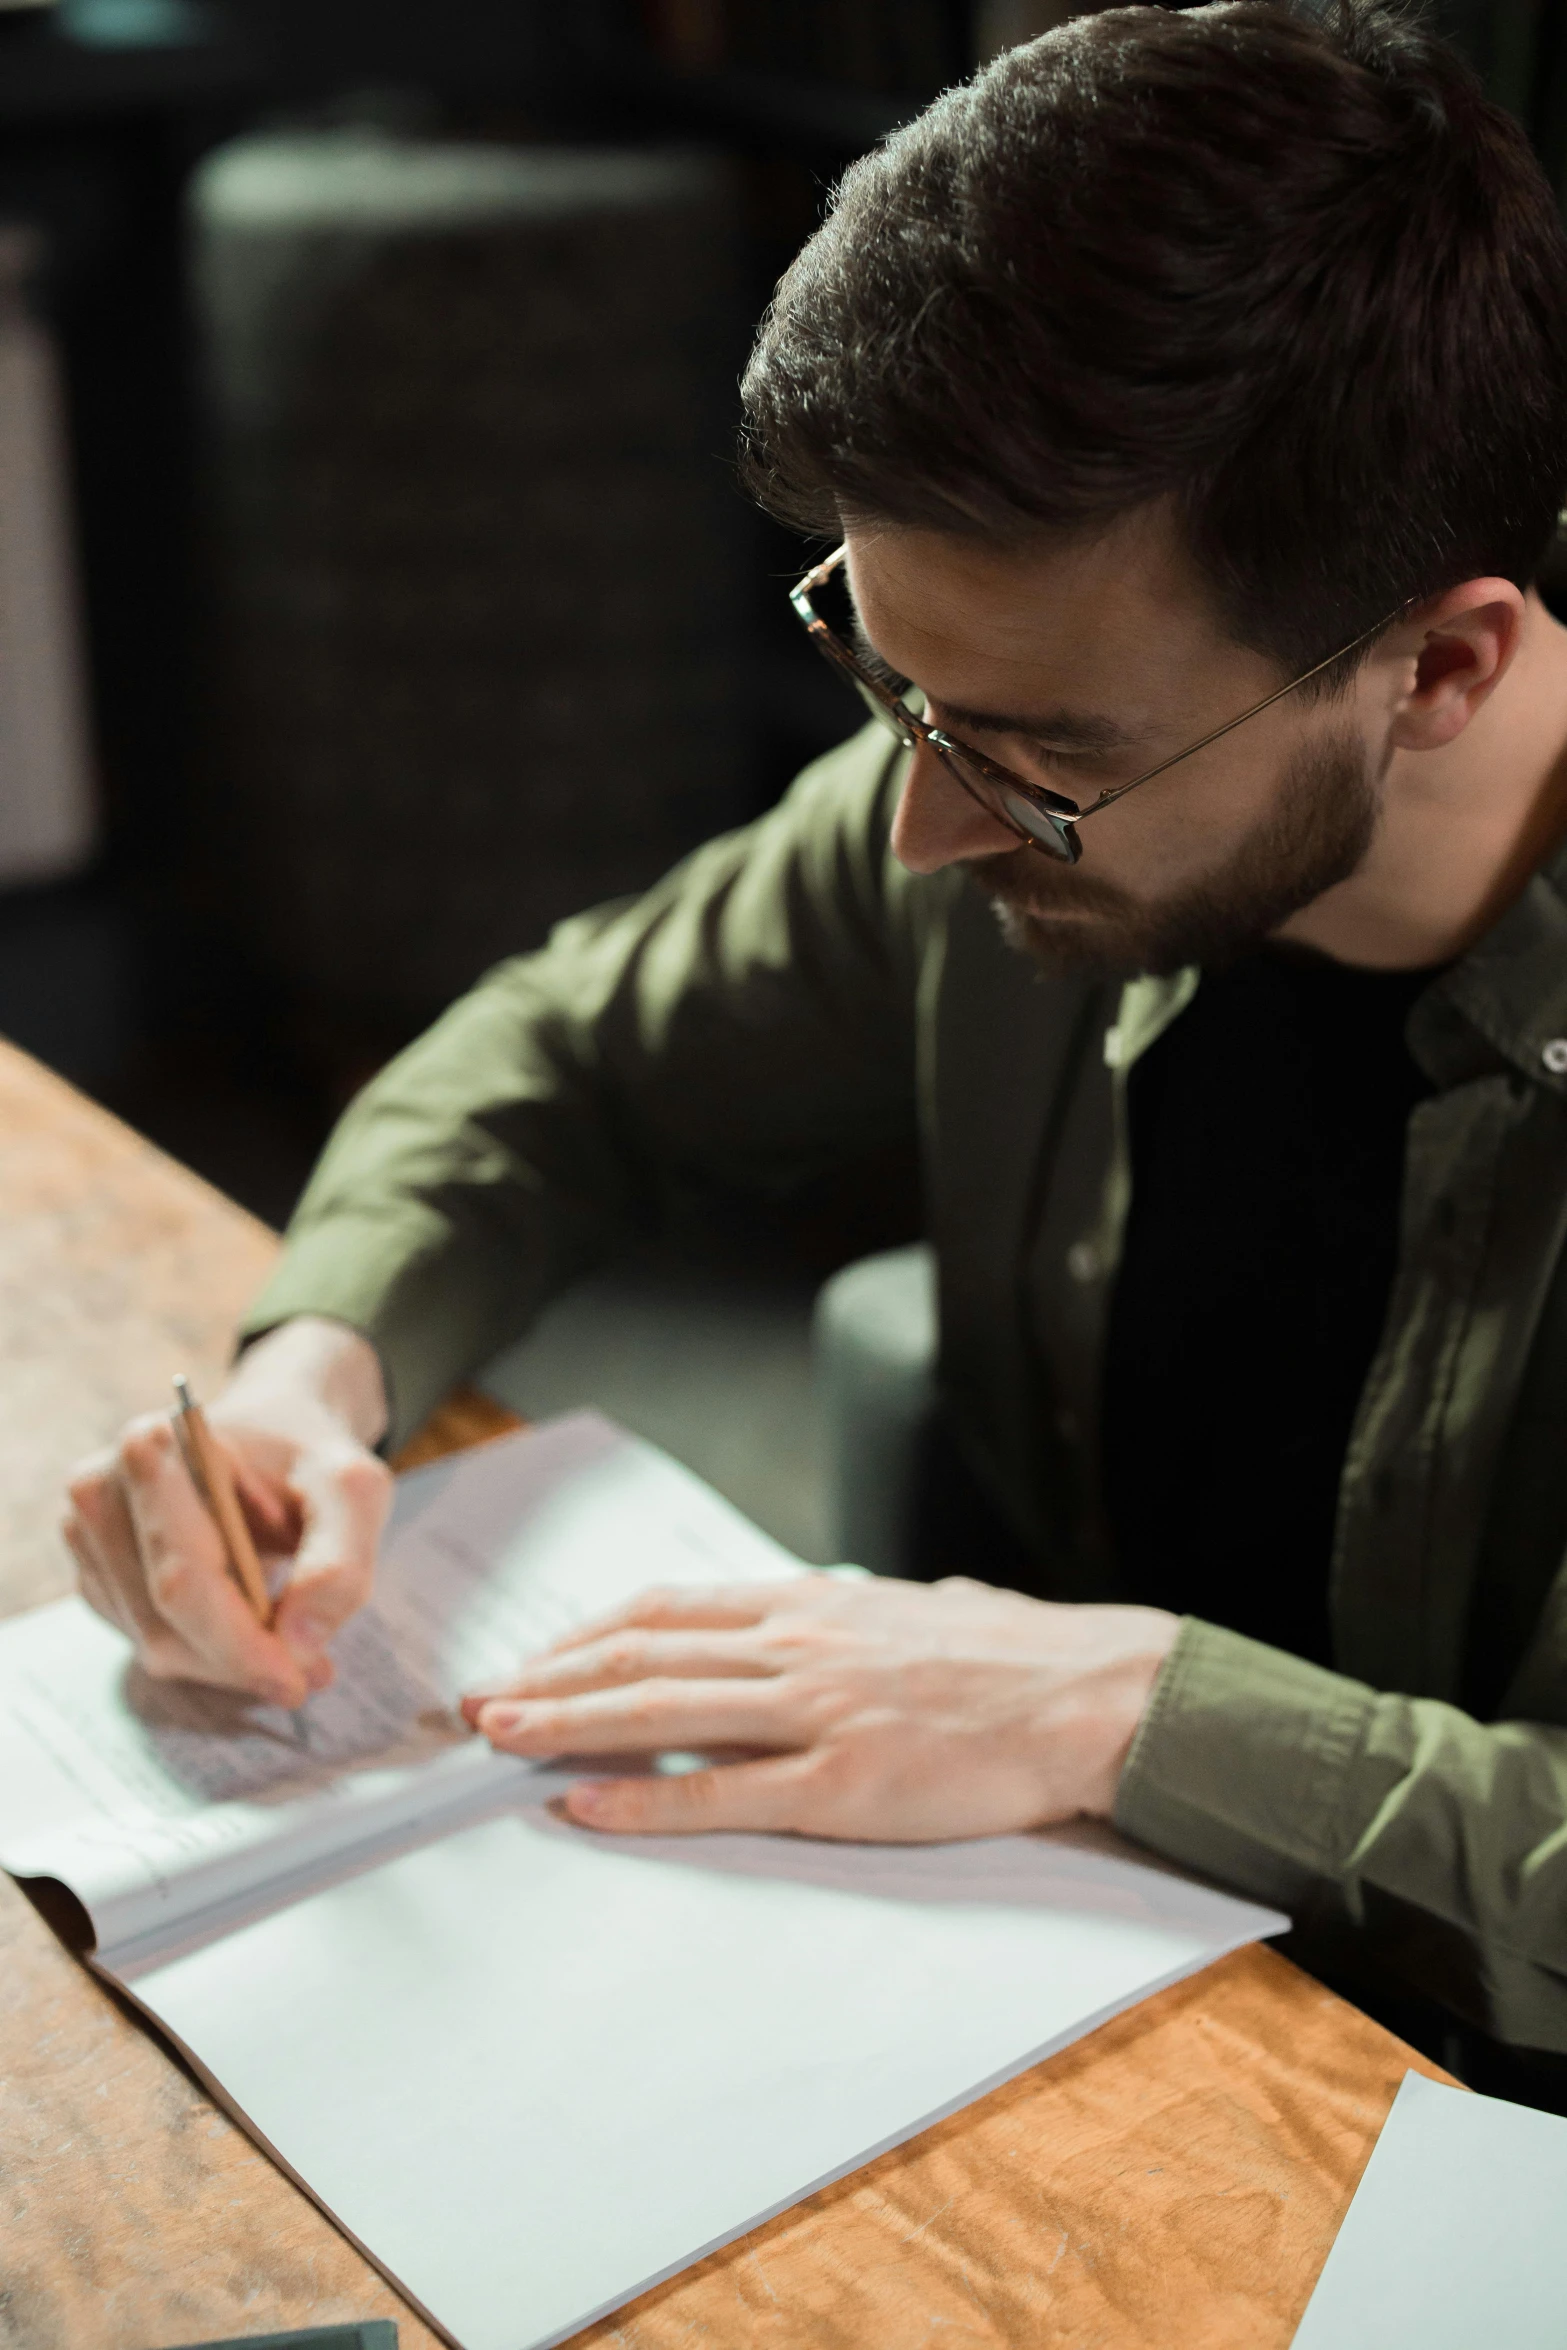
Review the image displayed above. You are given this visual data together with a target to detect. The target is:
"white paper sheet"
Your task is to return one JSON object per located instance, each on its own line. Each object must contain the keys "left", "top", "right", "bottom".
{"left": 128, "top": 1803, "right": 1286, "bottom": 2350}
{"left": 1291, "top": 2070, "right": 1567, "bottom": 2348}
{"left": 0, "top": 1413, "right": 805, "bottom": 1960}
{"left": 1, "top": 1404, "right": 1287, "bottom": 2350}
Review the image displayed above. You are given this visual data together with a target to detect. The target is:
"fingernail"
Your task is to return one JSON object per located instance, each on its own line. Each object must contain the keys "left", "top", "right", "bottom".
{"left": 569, "top": 1782, "right": 608, "bottom": 1820}
{"left": 480, "top": 1703, "right": 524, "bottom": 1737}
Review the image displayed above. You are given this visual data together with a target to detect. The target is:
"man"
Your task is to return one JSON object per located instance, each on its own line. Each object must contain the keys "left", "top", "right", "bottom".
{"left": 66, "top": 1, "right": 1567, "bottom": 2098}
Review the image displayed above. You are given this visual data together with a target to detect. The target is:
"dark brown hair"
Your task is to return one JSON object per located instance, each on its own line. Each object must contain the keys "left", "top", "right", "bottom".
{"left": 740, "top": 1, "right": 1567, "bottom": 683}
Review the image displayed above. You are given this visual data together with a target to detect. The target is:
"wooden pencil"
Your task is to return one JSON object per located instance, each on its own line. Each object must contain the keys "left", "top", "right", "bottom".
{"left": 172, "top": 1373, "right": 272, "bottom": 1626}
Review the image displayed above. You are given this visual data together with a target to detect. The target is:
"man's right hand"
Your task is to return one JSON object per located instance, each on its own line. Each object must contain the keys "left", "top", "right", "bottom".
{"left": 63, "top": 1317, "right": 393, "bottom": 1710}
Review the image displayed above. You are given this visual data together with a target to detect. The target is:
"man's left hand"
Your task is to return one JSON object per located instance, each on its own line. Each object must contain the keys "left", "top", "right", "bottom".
{"left": 461, "top": 1573, "right": 1180, "bottom": 1841}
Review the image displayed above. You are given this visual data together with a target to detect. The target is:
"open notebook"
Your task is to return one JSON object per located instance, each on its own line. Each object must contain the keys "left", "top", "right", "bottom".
{"left": 0, "top": 1411, "right": 1286, "bottom": 2350}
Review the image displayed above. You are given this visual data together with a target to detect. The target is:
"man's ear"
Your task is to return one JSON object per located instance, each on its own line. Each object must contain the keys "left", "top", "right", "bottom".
{"left": 1386, "top": 578, "right": 1529, "bottom": 752}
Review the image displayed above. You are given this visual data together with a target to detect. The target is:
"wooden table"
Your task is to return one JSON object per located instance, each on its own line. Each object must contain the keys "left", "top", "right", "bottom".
{"left": 0, "top": 1039, "right": 1448, "bottom": 2349}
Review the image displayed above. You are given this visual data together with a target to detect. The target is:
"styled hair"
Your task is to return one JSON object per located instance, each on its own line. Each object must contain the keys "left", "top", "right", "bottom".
{"left": 740, "top": 1, "right": 1567, "bottom": 684}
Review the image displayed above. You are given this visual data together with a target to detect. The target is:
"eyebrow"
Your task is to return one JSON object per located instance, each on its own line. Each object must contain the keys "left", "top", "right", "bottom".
{"left": 936, "top": 698, "right": 1138, "bottom": 754}
{"left": 849, "top": 617, "right": 1139, "bottom": 756}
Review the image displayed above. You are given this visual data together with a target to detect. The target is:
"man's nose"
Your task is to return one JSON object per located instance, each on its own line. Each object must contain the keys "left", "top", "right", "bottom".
{"left": 889, "top": 739, "right": 1022, "bottom": 874}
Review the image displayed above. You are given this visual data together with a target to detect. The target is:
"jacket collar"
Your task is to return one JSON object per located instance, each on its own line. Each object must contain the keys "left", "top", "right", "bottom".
{"left": 1106, "top": 840, "right": 1567, "bottom": 1099}
{"left": 1413, "top": 835, "right": 1567, "bottom": 1097}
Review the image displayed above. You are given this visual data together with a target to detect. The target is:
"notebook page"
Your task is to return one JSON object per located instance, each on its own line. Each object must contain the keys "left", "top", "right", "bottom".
{"left": 124, "top": 1804, "right": 1287, "bottom": 2350}
{"left": 0, "top": 1412, "right": 807, "bottom": 1961}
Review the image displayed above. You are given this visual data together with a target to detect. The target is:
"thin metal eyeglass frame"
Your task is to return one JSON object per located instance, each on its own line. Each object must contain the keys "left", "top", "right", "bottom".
{"left": 790, "top": 543, "right": 1410, "bottom": 867}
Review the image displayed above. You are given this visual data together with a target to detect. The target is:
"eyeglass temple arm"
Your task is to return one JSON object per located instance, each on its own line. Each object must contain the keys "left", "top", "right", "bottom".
{"left": 1062, "top": 606, "right": 1414, "bottom": 825}
{"left": 795, "top": 548, "right": 1412, "bottom": 832}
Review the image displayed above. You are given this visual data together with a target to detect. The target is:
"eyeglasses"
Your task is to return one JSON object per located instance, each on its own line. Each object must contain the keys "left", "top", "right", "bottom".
{"left": 790, "top": 543, "right": 1408, "bottom": 866}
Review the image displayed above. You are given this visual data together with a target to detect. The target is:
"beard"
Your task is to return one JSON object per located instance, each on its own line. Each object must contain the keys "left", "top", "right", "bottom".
{"left": 971, "top": 722, "right": 1379, "bottom": 980}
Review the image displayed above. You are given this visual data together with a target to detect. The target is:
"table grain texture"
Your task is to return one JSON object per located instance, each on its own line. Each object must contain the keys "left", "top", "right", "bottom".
{"left": 0, "top": 1038, "right": 1448, "bottom": 2350}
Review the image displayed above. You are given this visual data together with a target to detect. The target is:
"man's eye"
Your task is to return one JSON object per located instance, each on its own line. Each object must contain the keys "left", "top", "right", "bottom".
{"left": 992, "top": 738, "right": 1092, "bottom": 776}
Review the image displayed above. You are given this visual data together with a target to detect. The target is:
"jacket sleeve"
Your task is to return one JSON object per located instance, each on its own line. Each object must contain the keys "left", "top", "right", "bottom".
{"left": 241, "top": 724, "right": 929, "bottom": 1449}
{"left": 1114, "top": 1611, "right": 1567, "bottom": 2050}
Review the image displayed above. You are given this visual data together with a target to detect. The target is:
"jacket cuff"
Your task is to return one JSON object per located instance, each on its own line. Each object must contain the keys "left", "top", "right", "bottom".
{"left": 1113, "top": 1616, "right": 1379, "bottom": 1912}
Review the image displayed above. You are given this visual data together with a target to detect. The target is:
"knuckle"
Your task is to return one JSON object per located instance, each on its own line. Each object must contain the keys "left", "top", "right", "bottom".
{"left": 333, "top": 1449, "right": 392, "bottom": 1509}
{"left": 598, "top": 1780, "right": 651, "bottom": 1828}
{"left": 64, "top": 1475, "right": 99, "bottom": 1523}
{"left": 616, "top": 1686, "right": 669, "bottom": 1736}
{"left": 802, "top": 1742, "right": 861, "bottom": 1804}
{"left": 147, "top": 1550, "right": 207, "bottom": 1618}
{"left": 667, "top": 1770, "right": 722, "bottom": 1819}
{"left": 792, "top": 1667, "right": 851, "bottom": 1730}
{"left": 121, "top": 1416, "right": 176, "bottom": 1479}
{"left": 774, "top": 1623, "right": 839, "bottom": 1668}
{"left": 62, "top": 1519, "right": 109, "bottom": 1592}
{"left": 65, "top": 1454, "right": 113, "bottom": 1508}
{"left": 632, "top": 1584, "right": 681, "bottom": 1619}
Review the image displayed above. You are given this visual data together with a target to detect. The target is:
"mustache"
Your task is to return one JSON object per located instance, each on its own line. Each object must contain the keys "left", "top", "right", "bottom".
{"left": 964, "top": 844, "right": 1134, "bottom": 924}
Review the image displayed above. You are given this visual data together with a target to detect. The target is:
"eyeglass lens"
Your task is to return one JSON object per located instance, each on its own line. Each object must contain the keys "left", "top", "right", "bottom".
{"left": 849, "top": 675, "right": 916, "bottom": 745}
{"left": 847, "top": 667, "right": 1077, "bottom": 860}
{"left": 936, "top": 744, "right": 1079, "bottom": 861}
{"left": 810, "top": 562, "right": 1080, "bottom": 863}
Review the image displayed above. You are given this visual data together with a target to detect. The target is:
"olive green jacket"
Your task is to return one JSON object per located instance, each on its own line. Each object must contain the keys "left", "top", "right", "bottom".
{"left": 247, "top": 723, "right": 1567, "bottom": 2051}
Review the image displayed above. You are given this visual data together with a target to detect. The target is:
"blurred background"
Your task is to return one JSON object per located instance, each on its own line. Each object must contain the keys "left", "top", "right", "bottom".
{"left": 0, "top": 0, "right": 1560, "bottom": 1219}
{"left": 0, "top": 0, "right": 1560, "bottom": 1551}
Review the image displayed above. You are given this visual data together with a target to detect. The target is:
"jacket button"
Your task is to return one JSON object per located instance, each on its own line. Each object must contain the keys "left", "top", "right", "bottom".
{"left": 1543, "top": 1038, "right": 1567, "bottom": 1075}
